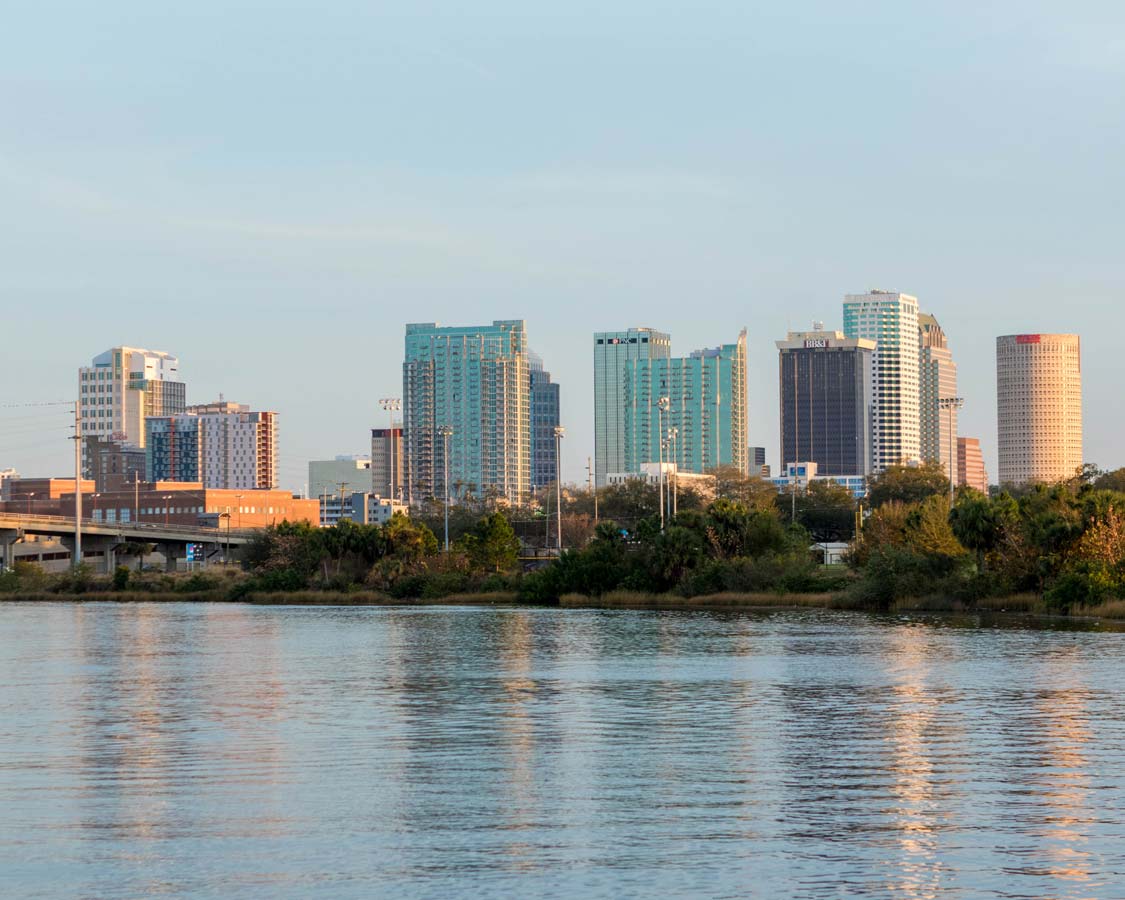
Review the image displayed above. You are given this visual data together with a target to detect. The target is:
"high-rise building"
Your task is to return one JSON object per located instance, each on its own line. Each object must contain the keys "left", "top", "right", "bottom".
{"left": 370, "top": 428, "right": 403, "bottom": 501}
{"left": 749, "top": 446, "right": 766, "bottom": 470}
{"left": 529, "top": 354, "right": 561, "bottom": 490}
{"left": 843, "top": 291, "right": 921, "bottom": 472}
{"left": 402, "top": 320, "right": 531, "bottom": 504}
{"left": 78, "top": 347, "right": 185, "bottom": 471}
{"left": 145, "top": 401, "right": 278, "bottom": 490}
{"left": 85, "top": 436, "right": 146, "bottom": 492}
{"left": 593, "top": 327, "right": 672, "bottom": 486}
{"left": 309, "top": 456, "right": 373, "bottom": 503}
{"left": 918, "top": 313, "right": 959, "bottom": 475}
{"left": 996, "top": 334, "right": 1083, "bottom": 485}
{"left": 776, "top": 329, "right": 875, "bottom": 476}
{"left": 621, "top": 330, "right": 749, "bottom": 476}
{"left": 957, "top": 437, "right": 989, "bottom": 493}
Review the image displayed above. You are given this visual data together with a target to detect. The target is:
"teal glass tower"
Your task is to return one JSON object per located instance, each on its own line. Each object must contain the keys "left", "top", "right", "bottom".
{"left": 593, "top": 328, "right": 672, "bottom": 486}
{"left": 623, "top": 331, "right": 749, "bottom": 477}
{"left": 403, "top": 321, "right": 531, "bottom": 505}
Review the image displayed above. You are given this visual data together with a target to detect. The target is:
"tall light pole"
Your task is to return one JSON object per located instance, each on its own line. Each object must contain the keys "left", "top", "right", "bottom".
{"left": 656, "top": 397, "right": 670, "bottom": 530}
{"left": 72, "top": 401, "right": 82, "bottom": 569}
{"left": 163, "top": 495, "right": 172, "bottom": 527}
{"left": 235, "top": 493, "right": 244, "bottom": 529}
{"left": 667, "top": 426, "right": 679, "bottom": 519}
{"left": 554, "top": 426, "right": 565, "bottom": 553}
{"left": 939, "top": 397, "right": 964, "bottom": 501}
{"left": 379, "top": 398, "right": 401, "bottom": 501}
{"left": 439, "top": 425, "right": 454, "bottom": 551}
{"left": 26, "top": 491, "right": 35, "bottom": 517}
{"left": 586, "top": 456, "right": 598, "bottom": 525}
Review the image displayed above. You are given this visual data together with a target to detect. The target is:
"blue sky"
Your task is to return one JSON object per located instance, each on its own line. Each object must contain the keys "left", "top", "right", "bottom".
{"left": 2, "top": 1, "right": 1123, "bottom": 489}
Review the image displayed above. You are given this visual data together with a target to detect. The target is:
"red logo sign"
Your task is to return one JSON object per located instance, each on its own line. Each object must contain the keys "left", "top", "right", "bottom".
{"left": 1016, "top": 334, "right": 1041, "bottom": 344}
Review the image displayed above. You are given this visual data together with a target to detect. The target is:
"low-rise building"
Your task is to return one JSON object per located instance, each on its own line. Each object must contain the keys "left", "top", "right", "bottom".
{"left": 318, "top": 492, "right": 408, "bottom": 527}
{"left": 1, "top": 480, "right": 317, "bottom": 528}
{"left": 0, "top": 469, "right": 20, "bottom": 501}
{"left": 606, "top": 463, "right": 716, "bottom": 497}
{"left": 771, "top": 462, "right": 867, "bottom": 499}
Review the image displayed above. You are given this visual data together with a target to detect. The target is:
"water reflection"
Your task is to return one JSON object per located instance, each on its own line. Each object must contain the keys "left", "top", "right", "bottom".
{"left": 1, "top": 604, "right": 1125, "bottom": 899}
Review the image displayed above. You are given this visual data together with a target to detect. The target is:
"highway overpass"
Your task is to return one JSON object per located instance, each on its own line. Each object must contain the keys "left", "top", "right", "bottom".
{"left": 0, "top": 513, "right": 257, "bottom": 572}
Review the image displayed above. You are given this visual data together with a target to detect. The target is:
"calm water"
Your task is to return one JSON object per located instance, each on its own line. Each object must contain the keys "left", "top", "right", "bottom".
{"left": 2, "top": 604, "right": 1125, "bottom": 899}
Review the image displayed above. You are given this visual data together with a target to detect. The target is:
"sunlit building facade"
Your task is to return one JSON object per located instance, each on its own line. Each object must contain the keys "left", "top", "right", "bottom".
{"left": 843, "top": 291, "right": 921, "bottom": 472}
{"left": 996, "top": 333, "right": 1082, "bottom": 485}
{"left": 402, "top": 320, "right": 531, "bottom": 504}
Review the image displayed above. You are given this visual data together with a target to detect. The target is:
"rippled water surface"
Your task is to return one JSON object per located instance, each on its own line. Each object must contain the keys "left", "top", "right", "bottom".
{"left": 2, "top": 604, "right": 1125, "bottom": 899}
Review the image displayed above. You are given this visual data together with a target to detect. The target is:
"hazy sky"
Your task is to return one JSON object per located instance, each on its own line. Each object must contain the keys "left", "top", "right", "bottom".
{"left": 3, "top": 1, "right": 1122, "bottom": 489}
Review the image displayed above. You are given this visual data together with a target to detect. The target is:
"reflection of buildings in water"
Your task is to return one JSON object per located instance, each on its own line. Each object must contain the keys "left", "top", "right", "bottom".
{"left": 1025, "top": 647, "right": 1094, "bottom": 886}
{"left": 76, "top": 602, "right": 289, "bottom": 889}
{"left": 880, "top": 625, "right": 958, "bottom": 899}
{"left": 498, "top": 611, "right": 541, "bottom": 869}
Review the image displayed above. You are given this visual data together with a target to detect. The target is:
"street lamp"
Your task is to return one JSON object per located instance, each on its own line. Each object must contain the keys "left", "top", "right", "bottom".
{"left": 91, "top": 493, "right": 101, "bottom": 523}
{"left": 553, "top": 426, "right": 565, "bottom": 553}
{"left": 220, "top": 508, "right": 231, "bottom": 562}
{"left": 439, "top": 425, "right": 454, "bottom": 551}
{"left": 163, "top": 495, "right": 172, "bottom": 526}
{"left": 26, "top": 491, "right": 35, "bottom": 517}
{"left": 656, "top": 397, "right": 670, "bottom": 530}
{"left": 235, "top": 494, "right": 244, "bottom": 529}
{"left": 938, "top": 397, "right": 965, "bottom": 501}
{"left": 379, "top": 398, "right": 402, "bottom": 502}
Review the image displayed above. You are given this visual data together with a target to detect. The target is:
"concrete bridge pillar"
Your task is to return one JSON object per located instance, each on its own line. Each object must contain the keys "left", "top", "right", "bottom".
{"left": 0, "top": 529, "right": 18, "bottom": 571}
{"left": 162, "top": 542, "right": 184, "bottom": 573}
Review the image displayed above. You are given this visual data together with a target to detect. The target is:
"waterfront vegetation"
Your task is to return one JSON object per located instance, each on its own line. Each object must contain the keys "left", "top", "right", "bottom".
{"left": 4, "top": 464, "right": 1125, "bottom": 619}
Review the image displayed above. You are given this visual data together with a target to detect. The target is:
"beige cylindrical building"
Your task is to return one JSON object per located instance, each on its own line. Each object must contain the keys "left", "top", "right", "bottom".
{"left": 996, "top": 333, "right": 1082, "bottom": 486}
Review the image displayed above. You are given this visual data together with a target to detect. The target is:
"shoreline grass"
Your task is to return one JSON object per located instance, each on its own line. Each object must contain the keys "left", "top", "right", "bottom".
{"left": 5, "top": 588, "right": 1125, "bottom": 623}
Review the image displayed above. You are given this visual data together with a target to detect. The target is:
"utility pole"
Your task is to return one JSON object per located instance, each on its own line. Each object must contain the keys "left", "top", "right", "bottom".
{"left": 554, "top": 426, "right": 565, "bottom": 553}
{"left": 337, "top": 481, "right": 349, "bottom": 522}
{"left": 72, "top": 401, "right": 82, "bottom": 569}
{"left": 587, "top": 455, "right": 598, "bottom": 525}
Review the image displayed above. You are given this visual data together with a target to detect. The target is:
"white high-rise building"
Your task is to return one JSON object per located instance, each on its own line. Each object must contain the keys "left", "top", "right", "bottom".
{"left": 78, "top": 347, "right": 185, "bottom": 471}
{"left": 918, "top": 312, "right": 958, "bottom": 476}
{"left": 843, "top": 291, "right": 921, "bottom": 472}
{"left": 996, "top": 334, "right": 1083, "bottom": 485}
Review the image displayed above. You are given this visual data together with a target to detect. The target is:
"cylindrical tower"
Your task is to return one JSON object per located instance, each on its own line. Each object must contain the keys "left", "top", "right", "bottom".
{"left": 996, "top": 333, "right": 1082, "bottom": 485}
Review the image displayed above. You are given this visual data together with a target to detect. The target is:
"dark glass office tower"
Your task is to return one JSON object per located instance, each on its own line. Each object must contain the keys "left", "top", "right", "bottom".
{"left": 777, "top": 330, "right": 875, "bottom": 476}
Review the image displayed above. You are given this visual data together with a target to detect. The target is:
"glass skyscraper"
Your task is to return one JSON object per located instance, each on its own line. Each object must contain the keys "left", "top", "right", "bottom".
{"left": 529, "top": 353, "right": 561, "bottom": 491}
{"left": 596, "top": 328, "right": 748, "bottom": 482}
{"left": 593, "top": 328, "right": 671, "bottom": 486}
{"left": 402, "top": 320, "right": 531, "bottom": 504}
{"left": 777, "top": 329, "right": 874, "bottom": 476}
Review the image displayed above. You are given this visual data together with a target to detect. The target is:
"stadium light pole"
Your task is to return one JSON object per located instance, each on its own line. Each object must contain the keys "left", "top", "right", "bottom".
{"left": 939, "top": 397, "right": 964, "bottom": 501}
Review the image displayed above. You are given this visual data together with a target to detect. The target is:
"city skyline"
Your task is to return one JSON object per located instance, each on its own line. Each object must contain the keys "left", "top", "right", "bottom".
{"left": 0, "top": 309, "right": 1107, "bottom": 492}
{"left": 2, "top": 4, "right": 1120, "bottom": 487}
